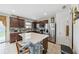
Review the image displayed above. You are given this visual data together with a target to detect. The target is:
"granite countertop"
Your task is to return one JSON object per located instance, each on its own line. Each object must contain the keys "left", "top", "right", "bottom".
{"left": 19, "top": 32, "right": 49, "bottom": 44}
{"left": 31, "top": 32, "right": 48, "bottom": 44}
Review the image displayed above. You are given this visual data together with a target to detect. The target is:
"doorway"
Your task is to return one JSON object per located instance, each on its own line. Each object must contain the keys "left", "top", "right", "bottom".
{"left": 0, "top": 16, "right": 6, "bottom": 43}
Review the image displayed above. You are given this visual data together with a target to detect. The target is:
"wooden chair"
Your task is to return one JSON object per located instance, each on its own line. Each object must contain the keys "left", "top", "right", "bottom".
{"left": 15, "top": 40, "right": 30, "bottom": 54}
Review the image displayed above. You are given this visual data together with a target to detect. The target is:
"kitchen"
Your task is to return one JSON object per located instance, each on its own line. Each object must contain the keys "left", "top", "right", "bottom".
{"left": 0, "top": 4, "right": 79, "bottom": 54}
{"left": 9, "top": 15, "right": 55, "bottom": 54}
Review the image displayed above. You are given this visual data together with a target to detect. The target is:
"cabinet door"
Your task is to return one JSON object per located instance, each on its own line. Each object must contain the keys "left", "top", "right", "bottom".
{"left": 13, "top": 19, "right": 19, "bottom": 27}
{"left": 10, "top": 33, "right": 18, "bottom": 43}
{"left": 10, "top": 17, "right": 19, "bottom": 27}
{"left": 19, "top": 19, "right": 25, "bottom": 28}
{"left": 43, "top": 37, "right": 48, "bottom": 53}
{"left": 10, "top": 33, "right": 22, "bottom": 43}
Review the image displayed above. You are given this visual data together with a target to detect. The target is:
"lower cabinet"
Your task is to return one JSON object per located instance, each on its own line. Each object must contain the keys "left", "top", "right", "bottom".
{"left": 10, "top": 33, "right": 22, "bottom": 43}
{"left": 43, "top": 37, "right": 48, "bottom": 54}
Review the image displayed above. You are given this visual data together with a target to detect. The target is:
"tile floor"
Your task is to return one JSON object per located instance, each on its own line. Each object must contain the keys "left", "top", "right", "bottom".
{"left": 0, "top": 42, "right": 61, "bottom": 54}
{"left": 0, "top": 42, "right": 16, "bottom": 54}
{"left": 47, "top": 42, "right": 61, "bottom": 54}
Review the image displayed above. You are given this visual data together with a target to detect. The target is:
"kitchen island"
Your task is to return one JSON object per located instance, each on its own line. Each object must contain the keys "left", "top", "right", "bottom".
{"left": 19, "top": 32, "right": 49, "bottom": 54}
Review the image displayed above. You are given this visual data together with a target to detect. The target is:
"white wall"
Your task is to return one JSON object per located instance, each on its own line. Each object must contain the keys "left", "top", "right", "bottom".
{"left": 56, "top": 6, "right": 72, "bottom": 48}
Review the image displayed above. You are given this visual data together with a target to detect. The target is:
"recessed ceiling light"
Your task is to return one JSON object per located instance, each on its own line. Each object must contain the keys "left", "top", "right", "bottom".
{"left": 44, "top": 12, "right": 47, "bottom": 16}
{"left": 12, "top": 10, "right": 16, "bottom": 13}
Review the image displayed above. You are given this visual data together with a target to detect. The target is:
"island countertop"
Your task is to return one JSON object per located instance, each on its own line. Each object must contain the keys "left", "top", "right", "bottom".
{"left": 19, "top": 32, "right": 49, "bottom": 44}
{"left": 31, "top": 32, "right": 49, "bottom": 44}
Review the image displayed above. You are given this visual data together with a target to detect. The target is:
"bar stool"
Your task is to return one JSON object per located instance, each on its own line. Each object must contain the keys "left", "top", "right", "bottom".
{"left": 15, "top": 40, "right": 30, "bottom": 54}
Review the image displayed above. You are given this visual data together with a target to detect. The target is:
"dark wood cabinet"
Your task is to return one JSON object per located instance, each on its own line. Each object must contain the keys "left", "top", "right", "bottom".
{"left": 32, "top": 20, "right": 48, "bottom": 28}
{"left": 43, "top": 37, "right": 48, "bottom": 53}
{"left": 10, "top": 18, "right": 19, "bottom": 27}
{"left": 10, "top": 17, "right": 25, "bottom": 28}
{"left": 10, "top": 17, "right": 25, "bottom": 43}
{"left": 19, "top": 19, "right": 25, "bottom": 28}
{"left": 32, "top": 20, "right": 48, "bottom": 33}
{"left": 32, "top": 20, "right": 48, "bottom": 24}
{"left": 10, "top": 33, "right": 22, "bottom": 43}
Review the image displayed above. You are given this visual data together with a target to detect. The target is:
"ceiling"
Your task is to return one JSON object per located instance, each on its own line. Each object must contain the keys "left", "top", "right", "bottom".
{"left": 0, "top": 4, "right": 67, "bottom": 20}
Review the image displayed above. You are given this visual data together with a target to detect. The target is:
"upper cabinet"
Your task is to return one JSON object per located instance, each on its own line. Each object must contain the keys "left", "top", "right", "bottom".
{"left": 10, "top": 17, "right": 19, "bottom": 27}
{"left": 34, "top": 20, "right": 48, "bottom": 24}
{"left": 19, "top": 19, "right": 25, "bottom": 28}
{"left": 10, "top": 17, "right": 25, "bottom": 28}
